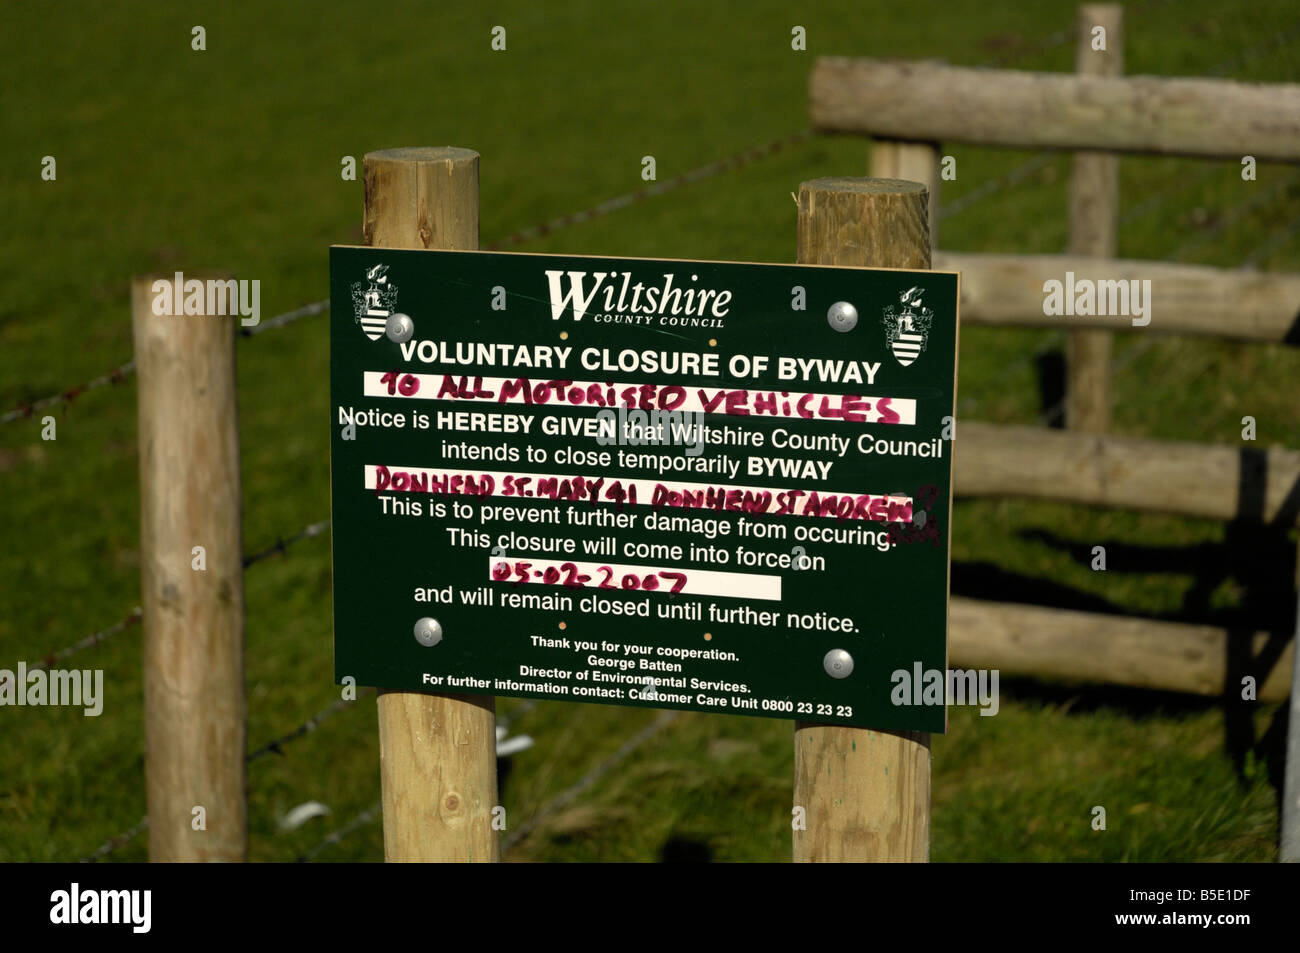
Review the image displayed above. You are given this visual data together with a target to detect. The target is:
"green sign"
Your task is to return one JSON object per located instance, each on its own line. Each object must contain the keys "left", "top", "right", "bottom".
{"left": 330, "top": 246, "right": 958, "bottom": 732}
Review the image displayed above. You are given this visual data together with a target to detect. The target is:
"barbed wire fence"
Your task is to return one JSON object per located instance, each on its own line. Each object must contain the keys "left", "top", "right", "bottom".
{"left": 1104, "top": 179, "right": 1300, "bottom": 416}
{"left": 501, "top": 710, "right": 680, "bottom": 855}
{"left": 10, "top": 15, "right": 1293, "bottom": 862}
{"left": 40, "top": 122, "right": 1068, "bottom": 859}
{"left": 295, "top": 801, "right": 380, "bottom": 863}
{"left": 9, "top": 5, "right": 1295, "bottom": 429}
{"left": 60, "top": 173, "right": 1300, "bottom": 864}
{"left": 85, "top": 687, "right": 546, "bottom": 862}
{"left": 77, "top": 520, "right": 339, "bottom": 861}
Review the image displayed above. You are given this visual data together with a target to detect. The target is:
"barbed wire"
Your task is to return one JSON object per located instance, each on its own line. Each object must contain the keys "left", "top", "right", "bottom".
{"left": 970, "top": 202, "right": 1289, "bottom": 428}
{"left": 939, "top": 153, "right": 1057, "bottom": 222}
{"left": 17, "top": 607, "right": 143, "bottom": 675}
{"left": 239, "top": 298, "right": 330, "bottom": 338}
{"left": 79, "top": 816, "right": 149, "bottom": 863}
{"left": 486, "top": 130, "right": 814, "bottom": 251}
{"left": 290, "top": 696, "right": 540, "bottom": 860}
{"left": 80, "top": 661, "right": 541, "bottom": 861}
{"left": 1206, "top": 20, "right": 1300, "bottom": 76}
{"left": 498, "top": 698, "right": 537, "bottom": 732}
{"left": 1041, "top": 232, "right": 1287, "bottom": 429}
{"left": 1239, "top": 214, "right": 1300, "bottom": 269}
{"left": 4, "top": 130, "right": 816, "bottom": 427}
{"left": 242, "top": 519, "right": 332, "bottom": 569}
{"left": 943, "top": 12, "right": 1297, "bottom": 422}
{"left": 81, "top": 687, "right": 375, "bottom": 861}
{"left": 1167, "top": 171, "right": 1300, "bottom": 262}
{"left": 982, "top": 31, "right": 1072, "bottom": 68}
{"left": 975, "top": 0, "right": 1179, "bottom": 68}
{"left": 7, "top": 2, "right": 1289, "bottom": 430}
{"left": 962, "top": 7, "right": 1291, "bottom": 238}
{"left": 1, "top": 298, "right": 333, "bottom": 427}
{"left": 1119, "top": 163, "right": 1225, "bottom": 227}
{"left": 296, "top": 800, "right": 381, "bottom": 862}
{"left": 1028, "top": 220, "right": 1288, "bottom": 428}
{"left": 502, "top": 709, "right": 679, "bottom": 853}
{"left": 247, "top": 686, "right": 376, "bottom": 764}
{"left": 0, "top": 360, "right": 135, "bottom": 425}
{"left": 1106, "top": 211, "right": 1300, "bottom": 419}
{"left": 481, "top": 0, "right": 1183, "bottom": 257}
{"left": 26, "top": 516, "right": 331, "bottom": 692}
{"left": 52, "top": 511, "right": 328, "bottom": 863}
{"left": 245, "top": 634, "right": 542, "bottom": 766}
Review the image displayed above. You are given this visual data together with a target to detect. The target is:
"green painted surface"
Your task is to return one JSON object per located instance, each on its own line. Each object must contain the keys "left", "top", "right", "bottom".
{"left": 331, "top": 246, "right": 956, "bottom": 731}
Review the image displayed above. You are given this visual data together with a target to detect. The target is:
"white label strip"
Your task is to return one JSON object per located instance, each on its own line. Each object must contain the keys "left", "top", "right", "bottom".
{"left": 488, "top": 555, "right": 781, "bottom": 601}
{"left": 363, "top": 372, "right": 915, "bottom": 425}
{"left": 364, "top": 465, "right": 914, "bottom": 522}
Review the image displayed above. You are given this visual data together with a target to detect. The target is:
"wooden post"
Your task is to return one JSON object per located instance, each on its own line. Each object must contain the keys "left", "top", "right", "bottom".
{"left": 793, "top": 178, "right": 933, "bottom": 862}
{"left": 1283, "top": 573, "right": 1300, "bottom": 861}
{"left": 870, "top": 142, "right": 941, "bottom": 252}
{"left": 1065, "top": 3, "right": 1122, "bottom": 432}
{"left": 363, "top": 147, "right": 500, "bottom": 862}
{"left": 132, "top": 274, "right": 247, "bottom": 862}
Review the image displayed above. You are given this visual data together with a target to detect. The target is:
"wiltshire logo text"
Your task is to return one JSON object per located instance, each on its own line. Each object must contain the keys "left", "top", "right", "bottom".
{"left": 545, "top": 269, "right": 732, "bottom": 328}
{"left": 151, "top": 271, "right": 260, "bottom": 327}
{"left": 50, "top": 883, "right": 151, "bottom": 933}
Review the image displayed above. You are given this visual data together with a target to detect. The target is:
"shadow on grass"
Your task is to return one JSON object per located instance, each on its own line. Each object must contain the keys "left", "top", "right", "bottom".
{"left": 1034, "top": 349, "right": 1065, "bottom": 428}
{"left": 956, "top": 520, "right": 1294, "bottom": 810}
{"left": 659, "top": 837, "right": 713, "bottom": 863}
{"left": 1010, "top": 523, "right": 1294, "bottom": 629}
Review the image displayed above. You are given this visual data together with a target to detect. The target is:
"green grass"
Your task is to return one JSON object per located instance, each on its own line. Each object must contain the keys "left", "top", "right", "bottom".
{"left": 1, "top": 0, "right": 1298, "bottom": 862}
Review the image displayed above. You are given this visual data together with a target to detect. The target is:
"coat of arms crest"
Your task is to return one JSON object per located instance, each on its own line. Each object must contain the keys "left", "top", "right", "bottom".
{"left": 351, "top": 264, "right": 398, "bottom": 340}
{"left": 881, "top": 286, "right": 933, "bottom": 367}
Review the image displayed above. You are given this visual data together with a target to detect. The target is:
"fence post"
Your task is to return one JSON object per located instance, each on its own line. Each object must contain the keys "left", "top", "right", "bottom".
{"left": 870, "top": 142, "right": 941, "bottom": 252}
{"left": 131, "top": 273, "right": 247, "bottom": 862}
{"left": 1283, "top": 562, "right": 1300, "bottom": 862}
{"left": 363, "top": 147, "right": 500, "bottom": 862}
{"left": 1065, "top": 3, "right": 1123, "bottom": 432}
{"left": 793, "top": 178, "right": 933, "bottom": 862}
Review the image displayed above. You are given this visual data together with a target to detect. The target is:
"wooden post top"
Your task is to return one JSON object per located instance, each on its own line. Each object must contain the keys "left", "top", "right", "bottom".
{"left": 363, "top": 147, "right": 480, "bottom": 251}
{"left": 364, "top": 146, "right": 480, "bottom": 165}
{"left": 798, "top": 176, "right": 931, "bottom": 271}
{"left": 801, "top": 177, "right": 928, "bottom": 196}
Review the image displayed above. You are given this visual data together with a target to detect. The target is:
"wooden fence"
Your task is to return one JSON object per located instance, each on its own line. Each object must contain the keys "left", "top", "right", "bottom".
{"left": 814, "top": 3, "right": 1300, "bottom": 700}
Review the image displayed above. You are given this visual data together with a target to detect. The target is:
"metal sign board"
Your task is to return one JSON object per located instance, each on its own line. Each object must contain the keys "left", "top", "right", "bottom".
{"left": 330, "top": 246, "right": 958, "bottom": 731}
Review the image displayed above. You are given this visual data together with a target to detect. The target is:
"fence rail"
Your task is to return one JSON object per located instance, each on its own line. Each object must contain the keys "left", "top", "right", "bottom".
{"left": 958, "top": 422, "right": 1300, "bottom": 525}
{"left": 950, "top": 598, "right": 1293, "bottom": 701}
{"left": 811, "top": 57, "right": 1300, "bottom": 160}
{"left": 938, "top": 251, "right": 1300, "bottom": 343}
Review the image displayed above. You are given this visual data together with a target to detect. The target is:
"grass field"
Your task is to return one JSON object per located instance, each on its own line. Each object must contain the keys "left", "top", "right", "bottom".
{"left": 1, "top": 0, "right": 1298, "bottom": 862}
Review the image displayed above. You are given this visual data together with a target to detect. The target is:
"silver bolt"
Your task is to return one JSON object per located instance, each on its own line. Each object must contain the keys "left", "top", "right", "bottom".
{"left": 414, "top": 617, "right": 442, "bottom": 647}
{"left": 827, "top": 301, "right": 858, "bottom": 332}
{"left": 386, "top": 312, "right": 414, "bottom": 343}
{"left": 823, "top": 648, "right": 854, "bottom": 679}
